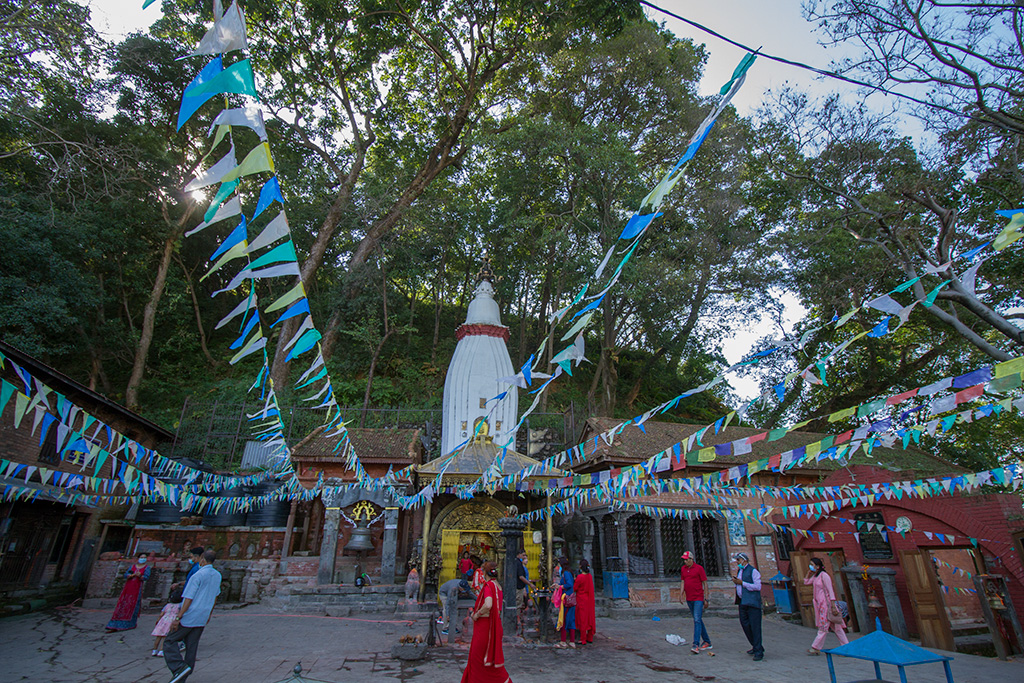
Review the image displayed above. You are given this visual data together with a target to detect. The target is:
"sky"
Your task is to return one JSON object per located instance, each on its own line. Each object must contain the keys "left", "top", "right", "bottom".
{"left": 87, "top": 0, "right": 863, "bottom": 400}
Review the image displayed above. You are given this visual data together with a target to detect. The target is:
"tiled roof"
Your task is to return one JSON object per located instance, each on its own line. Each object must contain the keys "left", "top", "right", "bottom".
{"left": 290, "top": 425, "right": 423, "bottom": 463}
{"left": 575, "top": 416, "right": 963, "bottom": 477}
{"left": 417, "top": 439, "right": 567, "bottom": 479}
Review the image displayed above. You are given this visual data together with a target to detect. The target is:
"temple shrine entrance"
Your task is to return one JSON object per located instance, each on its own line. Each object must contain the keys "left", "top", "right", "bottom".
{"left": 428, "top": 498, "right": 542, "bottom": 588}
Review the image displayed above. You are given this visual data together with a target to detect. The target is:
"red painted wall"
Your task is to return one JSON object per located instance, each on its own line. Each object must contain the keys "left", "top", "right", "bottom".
{"left": 774, "top": 466, "right": 1024, "bottom": 635}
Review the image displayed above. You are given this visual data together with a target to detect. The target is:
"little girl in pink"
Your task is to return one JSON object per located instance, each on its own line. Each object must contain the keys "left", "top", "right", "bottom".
{"left": 151, "top": 588, "right": 183, "bottom": 656}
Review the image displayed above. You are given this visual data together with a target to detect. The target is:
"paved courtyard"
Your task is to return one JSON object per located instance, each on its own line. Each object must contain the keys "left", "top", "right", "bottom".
{"left": 1, "top": 605, "right": 1021, "bottom": 683}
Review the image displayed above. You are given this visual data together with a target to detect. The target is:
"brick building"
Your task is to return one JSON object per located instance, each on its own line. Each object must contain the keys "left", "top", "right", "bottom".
{"left": 565, "top": 415, "right": 1022, "bottom": 651}
{"left": 0, "top": 341, "right": 174, "bottom": 608}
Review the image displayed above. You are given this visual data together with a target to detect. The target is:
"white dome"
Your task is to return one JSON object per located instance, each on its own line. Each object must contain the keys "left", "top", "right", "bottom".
{"left": 464, "top": 280, "right": 502, "bottom": 325}
{"left": 441, "top": 278, "right": 517, "bottom": 457}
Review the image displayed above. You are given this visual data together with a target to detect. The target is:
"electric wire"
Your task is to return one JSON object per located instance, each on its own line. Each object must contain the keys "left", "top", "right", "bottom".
{"left": 638, "top": 0, "right": 982, "bottom": 125}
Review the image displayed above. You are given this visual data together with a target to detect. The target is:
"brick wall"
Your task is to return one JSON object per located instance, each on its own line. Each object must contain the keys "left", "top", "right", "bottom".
{"left": 87, "top": 555, "right": 280, "bottom": 605}
{"left": 771, "top": 467, "right": 1024, "bottom": 636}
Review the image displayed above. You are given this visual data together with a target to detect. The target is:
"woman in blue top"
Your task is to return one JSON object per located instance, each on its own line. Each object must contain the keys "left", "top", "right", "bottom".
{"left": 557, "top": 556, "right": 576, "bottom": 648}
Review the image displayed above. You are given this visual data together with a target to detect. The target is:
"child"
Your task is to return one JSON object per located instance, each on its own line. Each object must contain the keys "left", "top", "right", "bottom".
{"left": 150, "top": 587, "right": 183, "bottom": 656}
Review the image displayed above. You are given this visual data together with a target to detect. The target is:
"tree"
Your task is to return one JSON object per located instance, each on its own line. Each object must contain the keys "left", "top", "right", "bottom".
{"left": 761, "top": 92, "right": 1023, "bottom": 366}
{"left": 158, "top": 0, "right": 642, "bottom": 388}
{"left": 480, "top": 20, "right": 777, "bottom": 416}
{"left": 804, "top": 1, "right": 1024, "bottom": 139}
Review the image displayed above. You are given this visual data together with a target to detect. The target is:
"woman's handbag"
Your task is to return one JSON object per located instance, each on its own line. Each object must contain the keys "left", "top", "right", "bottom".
{"left": 827, "top": 604, "right": 845, "bottom": 625}
{"left": 564, "top": 591, "right": 577, "bottom": 607}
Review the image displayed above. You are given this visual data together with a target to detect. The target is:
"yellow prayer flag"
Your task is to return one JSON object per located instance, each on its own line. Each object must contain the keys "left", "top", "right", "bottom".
{"left": 994, "top": 356, "right": 1024, "bottom": 378}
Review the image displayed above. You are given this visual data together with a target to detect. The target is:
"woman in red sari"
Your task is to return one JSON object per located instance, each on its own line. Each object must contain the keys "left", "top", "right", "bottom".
{"left": 105, "top": 552, "right": 152, "bottom": 631}
{"left": 461, "top": 561, "right": 513, "bottom": 683}
{"left": 575, "top": 559, "right": 596, "bottom": 645}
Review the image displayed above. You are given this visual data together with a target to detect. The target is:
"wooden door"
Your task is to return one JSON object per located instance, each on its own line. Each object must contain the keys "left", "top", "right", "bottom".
{"left": 901, "top": 549, "right": 956, "bottom": 651}
{"left": 523, "top": 532, "right": 540, "bottom": 584}
{"left": 825, "top": 549, "right": 858, "bottom": 632}
{"left": 440, "top": 530, "right": 460, "bottom": 585}
{"left": 790, "top": 550, "right": 815, "bottom": 627}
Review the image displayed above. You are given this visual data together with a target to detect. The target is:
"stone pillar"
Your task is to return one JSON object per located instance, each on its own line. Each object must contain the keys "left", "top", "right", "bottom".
{"left": 545, "top": 495, "right": 554, "bottom": 588}
{"left": 614, "top": 513, "right": 630, "bottom": 574}
{"left": 652, "top": 516, "right": 664, "bottom": 578}
{"left": 281, "top": 501, "right": 298, "bottom": 557}
{"left": 381, "top": 507, "right": 400, "bottom": 584}
{"left": 841, "top": 564, "right": 869, "bottom": 634}
{"left": 581, "top": 518, "right": 595, "bottom": 569}
{"left": 840, "top": 564, "right": 907, "bottom": 639}
{"left": 685, "top": 520, "right": 695, "bottom": 555}
{"left": 876, "top": 568, "right": 908, "bottom": 640}
{"left": 498, "top": 516, "right": 527, "bottom": 634}
{"left": 419, "top": 503, "right": 432, "bottom": 601}
{"left": 317, "top": 506, "right": 341, "bottom": 586}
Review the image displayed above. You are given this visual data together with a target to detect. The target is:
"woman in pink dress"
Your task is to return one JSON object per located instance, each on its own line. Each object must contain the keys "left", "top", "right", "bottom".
{"left": 461, "top": 561, "right": 513, "bottom": 683}
{"left": 804, "top": 557, "right": 849, "bottom": 654}
{"left": 150, "top": 587, "right": 183, "bottom": 656}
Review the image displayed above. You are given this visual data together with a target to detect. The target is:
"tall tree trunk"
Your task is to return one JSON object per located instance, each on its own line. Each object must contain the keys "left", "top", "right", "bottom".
{"left": 599, "top": 295, "right": 618, "bottom": 417}
{"left": 176, "top": 255, "right": 218, "bottom": 367}
{"left": 275, "top": 71, "right": 491, "bottom": 377}
{"left": 125, "top": 231, "right": 178, "bottom": 410}
{"left": 430, "top": 235, "right": 452, "bottom": 365}
{"left": 360, "top": 279, "right": 392, "bottom": 427}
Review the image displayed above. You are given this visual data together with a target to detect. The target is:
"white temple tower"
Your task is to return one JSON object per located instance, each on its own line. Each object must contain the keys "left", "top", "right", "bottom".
{"left": 440, "top": 259, "right": 517, "bottom": 457}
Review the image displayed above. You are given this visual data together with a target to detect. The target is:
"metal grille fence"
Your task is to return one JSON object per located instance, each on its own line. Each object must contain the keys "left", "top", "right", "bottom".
{"left": 693, "top": 518, "right": 722, "bottom": 576}
{"left": 625, "top": 514, "right": 656, "bottom": 576}
{"left": 661, "top": 518, "right": 689, "bottom": 578}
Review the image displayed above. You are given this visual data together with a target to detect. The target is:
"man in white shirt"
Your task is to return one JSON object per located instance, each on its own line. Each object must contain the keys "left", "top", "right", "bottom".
{"left": 163, "top": 549, "right": 222, "bottom": 682}
{"left": 731, "top": 552, "right": 764, "bottom": 661}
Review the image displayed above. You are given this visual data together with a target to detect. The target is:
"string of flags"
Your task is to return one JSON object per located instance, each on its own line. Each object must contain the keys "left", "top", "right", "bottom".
{"left": 4, "top": 0, "right": 1002, "bottom": 517}
{"left": 462, "top": 273, "right": 997, "bottom": 497}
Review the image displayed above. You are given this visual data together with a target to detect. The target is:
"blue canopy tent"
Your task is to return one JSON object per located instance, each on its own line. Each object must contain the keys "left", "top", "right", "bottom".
{"left": 824, "top": 618, "right": 954, "bottom": 683}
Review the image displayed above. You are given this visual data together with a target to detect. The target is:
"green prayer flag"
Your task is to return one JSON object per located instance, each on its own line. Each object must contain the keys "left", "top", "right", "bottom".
{"left": 923, "top": 280, "right": 950, "bottom": 307}
{"left": 220, "top": 142, "right": 273, "bottom": 183}
{"left": 987, "top": 372, "right": 1022, "bottom": 392}
{"left": 856, "top": 398, "right": 886, "bottom": 419}
{"left": 720, "top": 52, "right": 757, "bottom": 95}
{"left": 189, "top": 59, "right": 258, "bottom": 98}
{"left": 204, "top": 180, "right": 239, "bottom": 222}
{"left": 994, "top": 357, "right": 1024, "bottom": 378}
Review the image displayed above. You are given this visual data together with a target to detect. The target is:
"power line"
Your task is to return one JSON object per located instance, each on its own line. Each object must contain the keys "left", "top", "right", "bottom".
{"left": 638, "top": 0, "right": 979, "bottom": 124}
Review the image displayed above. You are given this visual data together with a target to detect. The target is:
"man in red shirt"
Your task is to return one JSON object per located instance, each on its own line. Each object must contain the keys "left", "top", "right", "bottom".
{"left": 679, "top": 551, "right": 712, "bottom": 655}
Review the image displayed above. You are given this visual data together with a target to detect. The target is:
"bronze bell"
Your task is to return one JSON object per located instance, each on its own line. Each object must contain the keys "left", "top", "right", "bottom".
{"left": 345, "top": 521, "right": 375, "bottom": 552}
{"left": 987, "top": 590, "right": 1007, "bottom": 611}
{"left": 344, "top": 501, "right": 377, "bottom": 553}
{"left": 867, "top": 588, "right": 883, "bottom": 610}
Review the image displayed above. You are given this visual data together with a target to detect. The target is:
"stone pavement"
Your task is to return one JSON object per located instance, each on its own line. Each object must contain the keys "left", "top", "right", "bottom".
{"left": 1, "top": 605, "right": 1021, "bottom": 683}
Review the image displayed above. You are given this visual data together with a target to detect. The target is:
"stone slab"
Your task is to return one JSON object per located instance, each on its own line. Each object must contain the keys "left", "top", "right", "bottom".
{"left": 2, "top": 604, "right": 1021, "bottom": 682}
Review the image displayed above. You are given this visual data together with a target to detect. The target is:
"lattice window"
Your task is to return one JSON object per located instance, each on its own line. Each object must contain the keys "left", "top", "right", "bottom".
{"left": 661, "top": 518, "right": 689, "bottom": 578}
{"left": 693, "top": 518, "right": 722, "bottom": 576}
{"left": 626, "top": 514, "right": 655, "bottom": 576}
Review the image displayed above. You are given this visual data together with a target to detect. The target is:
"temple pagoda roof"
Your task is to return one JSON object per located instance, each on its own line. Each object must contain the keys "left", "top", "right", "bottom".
{"left": 416, "top": 437, "right": 567, "bottom": 481}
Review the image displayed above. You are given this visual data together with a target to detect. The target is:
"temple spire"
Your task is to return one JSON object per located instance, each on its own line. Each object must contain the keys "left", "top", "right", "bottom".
{"left": 475, "top": 253, "right": 495, "bottom": 284}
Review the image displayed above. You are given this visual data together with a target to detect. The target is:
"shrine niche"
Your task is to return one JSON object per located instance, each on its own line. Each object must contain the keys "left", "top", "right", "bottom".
{"left": 427, "top": 498, "right": 506, "bottom": 586}
{"left": 343, "top": 500, "right": 381, "bottom": 554}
